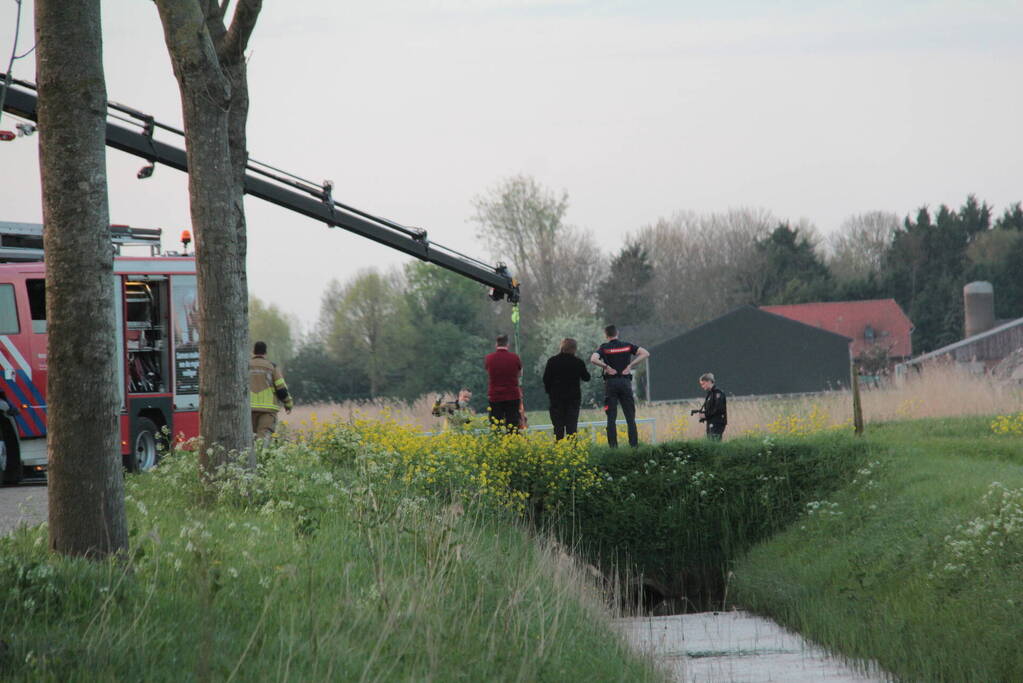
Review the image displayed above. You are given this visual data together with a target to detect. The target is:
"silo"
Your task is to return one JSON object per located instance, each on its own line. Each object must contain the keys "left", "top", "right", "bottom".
{"left": 964, "top": 281, "right": 995, "bottom": 338}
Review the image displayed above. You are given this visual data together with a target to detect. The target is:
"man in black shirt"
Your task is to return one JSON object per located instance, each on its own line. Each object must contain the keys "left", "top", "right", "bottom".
{"left": 590, "top": 325, "right": 650, "bottom": 447}
{"left": 542, "top": 338, "right": 591, "bottom": 440}
{"left": 696, "top": 372, "right": 727, "bottom": 440}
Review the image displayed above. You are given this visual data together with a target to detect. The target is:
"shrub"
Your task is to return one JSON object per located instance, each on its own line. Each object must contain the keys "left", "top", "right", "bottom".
{"left": 933, "top": 481, "right": 1023, "bottom": 583}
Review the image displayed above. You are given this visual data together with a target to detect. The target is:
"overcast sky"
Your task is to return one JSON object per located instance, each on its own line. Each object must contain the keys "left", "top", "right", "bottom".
{"left": 2, "top": 0, "right": 1021, "bottom": 330}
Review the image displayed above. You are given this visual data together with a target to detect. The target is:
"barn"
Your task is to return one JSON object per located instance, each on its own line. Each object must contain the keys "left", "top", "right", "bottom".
{"left": 646, "top": 306, "right": 852, "bottom": 401}
{"left": 899, "top": 316, "right": 1023, "bottom": 374}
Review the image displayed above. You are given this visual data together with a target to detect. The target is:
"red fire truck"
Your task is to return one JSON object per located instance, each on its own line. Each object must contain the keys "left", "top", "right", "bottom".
{"left": 0, "top": 221, "right": 199, "bottom": 481}
{"left": 1, "top": 74, "right": 520, "bottom": 485}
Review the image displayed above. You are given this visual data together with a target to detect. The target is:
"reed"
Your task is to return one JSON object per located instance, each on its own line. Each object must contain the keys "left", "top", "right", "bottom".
{"left": 638, "top": 364, "right": 1023, "bottom": 440}
{"left": 286, "top": 364, "right": 1023, "bottom": 441}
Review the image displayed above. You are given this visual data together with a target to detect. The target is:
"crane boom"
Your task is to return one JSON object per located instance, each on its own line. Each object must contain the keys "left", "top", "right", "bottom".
{"left": 0, "top": 74, "right": 519, "bottom": 302}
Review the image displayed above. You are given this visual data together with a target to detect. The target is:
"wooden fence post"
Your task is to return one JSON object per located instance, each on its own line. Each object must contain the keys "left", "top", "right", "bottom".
{"left": 851, "top": 361, "right": 864, "bottom": 436}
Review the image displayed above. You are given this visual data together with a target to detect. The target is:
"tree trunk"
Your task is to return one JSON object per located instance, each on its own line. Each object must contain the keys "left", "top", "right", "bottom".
{"left": 154, "top": 0, "right": 258, "bottom": 473}
{"left": 35, "top": 0, "right": 127, "bottom": 557}
{"left": 181, "top": 86, "right": 251, "bottom": 472}
{"left": 224, "top": 58, "right": 253, "bottom": 469}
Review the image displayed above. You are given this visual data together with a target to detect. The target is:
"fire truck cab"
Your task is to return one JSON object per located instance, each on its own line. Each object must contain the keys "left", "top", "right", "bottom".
{"left": 0, "top": 221, "right": 199, "bottom": 484}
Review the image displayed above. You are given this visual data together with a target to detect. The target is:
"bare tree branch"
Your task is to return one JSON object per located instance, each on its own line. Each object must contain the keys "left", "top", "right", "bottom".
{"left": 224, "top": 0, "right": 262, "bottom": 61}
{"left": 205, "top": 1, "right": 228, "bottom": 50}
{"left": 154, "top": 0, "right": 230, "bottom": 105}
{"left": 634, "top": 208, "right": 774, "bottom": 327}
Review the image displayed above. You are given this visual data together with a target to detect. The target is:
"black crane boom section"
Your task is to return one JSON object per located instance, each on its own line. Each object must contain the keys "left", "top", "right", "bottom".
{"left": 0, "top": 75, "right": 519, "bottom": 302}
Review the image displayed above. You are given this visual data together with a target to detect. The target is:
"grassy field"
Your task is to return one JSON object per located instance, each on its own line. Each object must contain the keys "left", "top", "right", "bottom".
{"left": 4, "top": 366, "right": 1022, "bottom": 681}
{"left": 732, "top": 414, "right": 1023, "bottom": 682}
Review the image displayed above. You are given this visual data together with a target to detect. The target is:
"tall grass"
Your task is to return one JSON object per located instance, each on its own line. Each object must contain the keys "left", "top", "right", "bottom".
{"left": 651, "top": 364, "right": 1023, "bottom": 439}
{"left": 287, "top": 365, "right": 1023, "bottom": 441}
{"left": 284, "top": 394, "right": 440, "bottom": 431}
{"left": 0, "top": 440, "right": 660, "bottom": 681}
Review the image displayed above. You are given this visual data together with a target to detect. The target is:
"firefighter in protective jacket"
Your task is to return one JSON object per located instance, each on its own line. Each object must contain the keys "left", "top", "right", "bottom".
{"left": 250, "top": 340, "right": 293, "bottom": 442}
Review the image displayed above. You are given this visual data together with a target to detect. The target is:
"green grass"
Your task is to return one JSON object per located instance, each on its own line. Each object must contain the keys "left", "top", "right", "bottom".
{"left": 0, "top": 442, "right": 660, "bottom": 682}
{"left": 732, "top": 415, "right": 1023, "bottom": 682}
{"left": 7, "top": 413, "right": 1019, "bottom": 681}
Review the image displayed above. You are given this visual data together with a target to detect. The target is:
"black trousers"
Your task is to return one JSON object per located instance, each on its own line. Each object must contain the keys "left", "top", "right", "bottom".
{"left": 604, "top": 377, "right": 638, "bottom": 447}
{"left": 488, "top": 399, "right": 521, "bottom": 432}
{"left": 548, "top": 397, "right": 581, "bottom": 440}
{"left": 706, "top": 422, "right": 726, "bottom": 441}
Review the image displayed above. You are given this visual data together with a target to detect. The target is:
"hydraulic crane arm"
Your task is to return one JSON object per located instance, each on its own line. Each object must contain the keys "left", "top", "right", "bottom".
{"left": 0, "top": 75, "right": 520, "bottom": 303}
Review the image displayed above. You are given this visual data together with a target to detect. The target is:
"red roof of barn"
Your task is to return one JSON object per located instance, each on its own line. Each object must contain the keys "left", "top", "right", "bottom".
{"left": 761, "top": 299, "right": 913, "bottom": 359}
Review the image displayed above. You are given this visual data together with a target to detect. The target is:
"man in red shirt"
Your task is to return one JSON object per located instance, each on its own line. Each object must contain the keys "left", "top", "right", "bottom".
{"left": 484, "top": 333, "right": 522, "bottom": 431}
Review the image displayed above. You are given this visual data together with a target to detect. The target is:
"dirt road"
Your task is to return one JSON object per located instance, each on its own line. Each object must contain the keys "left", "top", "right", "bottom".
{"left": 0, "top": 482, "right": 48, "bottom": 535}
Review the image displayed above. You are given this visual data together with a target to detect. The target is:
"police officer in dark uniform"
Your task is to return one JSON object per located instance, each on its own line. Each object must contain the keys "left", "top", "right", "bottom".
{"left": 590, "top": 325, "right": 650, "bottom": 447}
{"left": 695, "top": 372, "right": 727, "bottom": 440}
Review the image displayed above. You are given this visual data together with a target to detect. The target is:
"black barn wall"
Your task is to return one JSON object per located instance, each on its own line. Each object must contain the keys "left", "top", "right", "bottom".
{"left": 648, "top": 306, "right": 851, "bottom": 400}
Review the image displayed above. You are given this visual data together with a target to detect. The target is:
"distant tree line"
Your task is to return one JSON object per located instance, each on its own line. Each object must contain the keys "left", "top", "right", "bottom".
{"left": 252, "top": 178, "right": 1023, "bottom": 411}
{"left": 618, "top": 195, "right": 1023, "bottom": 354}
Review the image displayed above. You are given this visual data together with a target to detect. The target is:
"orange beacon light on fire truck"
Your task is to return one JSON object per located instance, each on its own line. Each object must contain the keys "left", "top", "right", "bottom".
{"left": 180, "top": 230, "right": 192, "bottom": 254}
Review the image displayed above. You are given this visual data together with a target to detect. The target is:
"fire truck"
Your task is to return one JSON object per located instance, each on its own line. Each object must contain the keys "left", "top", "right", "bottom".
{"left": 0, "top": 221, "right": 199, "bottom": 481}
{"left": 1, "top": 74, "right": 520, "bottom": 484}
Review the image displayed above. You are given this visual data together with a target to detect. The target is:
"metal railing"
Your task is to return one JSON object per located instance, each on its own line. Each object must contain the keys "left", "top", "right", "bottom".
{"left": 424, "top": 417, "right": 659, "bottom": 443}
{"left": 527, "top": 418, "right": 658, "bottom": 443}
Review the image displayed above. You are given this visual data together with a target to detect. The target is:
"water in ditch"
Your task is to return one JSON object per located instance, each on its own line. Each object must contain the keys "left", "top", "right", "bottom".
{"left": 618, "top": 610, "right": 889, "bottom": 683}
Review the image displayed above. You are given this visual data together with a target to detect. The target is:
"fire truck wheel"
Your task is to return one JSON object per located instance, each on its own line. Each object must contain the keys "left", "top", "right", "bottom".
{"left": 128, "top": 417, "right": 161, "bottom": 473}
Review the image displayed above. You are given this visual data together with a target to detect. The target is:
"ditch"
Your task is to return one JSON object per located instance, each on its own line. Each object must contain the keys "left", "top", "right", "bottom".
{"left": 541, "top": 434, "right": 872, "bottom": 614}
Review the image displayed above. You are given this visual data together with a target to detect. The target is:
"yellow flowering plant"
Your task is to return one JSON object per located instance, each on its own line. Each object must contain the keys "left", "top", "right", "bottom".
{"left": 745, "top": 405, "right": 852, "bottom": 437}
{"left": 297, "top": 413, "right": 601, "bottom": 515}
{"left": 991, "top": 412, "right": 1023, "bottom": 436}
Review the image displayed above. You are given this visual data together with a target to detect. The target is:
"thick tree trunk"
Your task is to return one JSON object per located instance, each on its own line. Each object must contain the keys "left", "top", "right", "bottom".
{"left": 35, "top": 0, "right": 127, "bottom": 557}
{"left": 224, "top": 61, "right": 253, "bottom": 467}
{"left": 182, "top": 89, "right": 251, "bottom": 471}
{"left": 155, "top": 0, "right": 254, "bottom": 473}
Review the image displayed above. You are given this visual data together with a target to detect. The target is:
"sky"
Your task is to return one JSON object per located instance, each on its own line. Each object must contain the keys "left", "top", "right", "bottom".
{"left": 1, "top": 0, "right": 1021, "bottom": 331}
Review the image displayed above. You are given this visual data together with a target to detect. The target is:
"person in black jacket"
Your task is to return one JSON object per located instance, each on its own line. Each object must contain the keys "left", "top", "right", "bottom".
{"left": 590, "top": 325, "right": 650, "bottom": 447}
{"left": 695, "top": 372, "right": 727, "bottom": 440}
{"left": 542, "top": 338, "right": 591, "bottom": 440}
